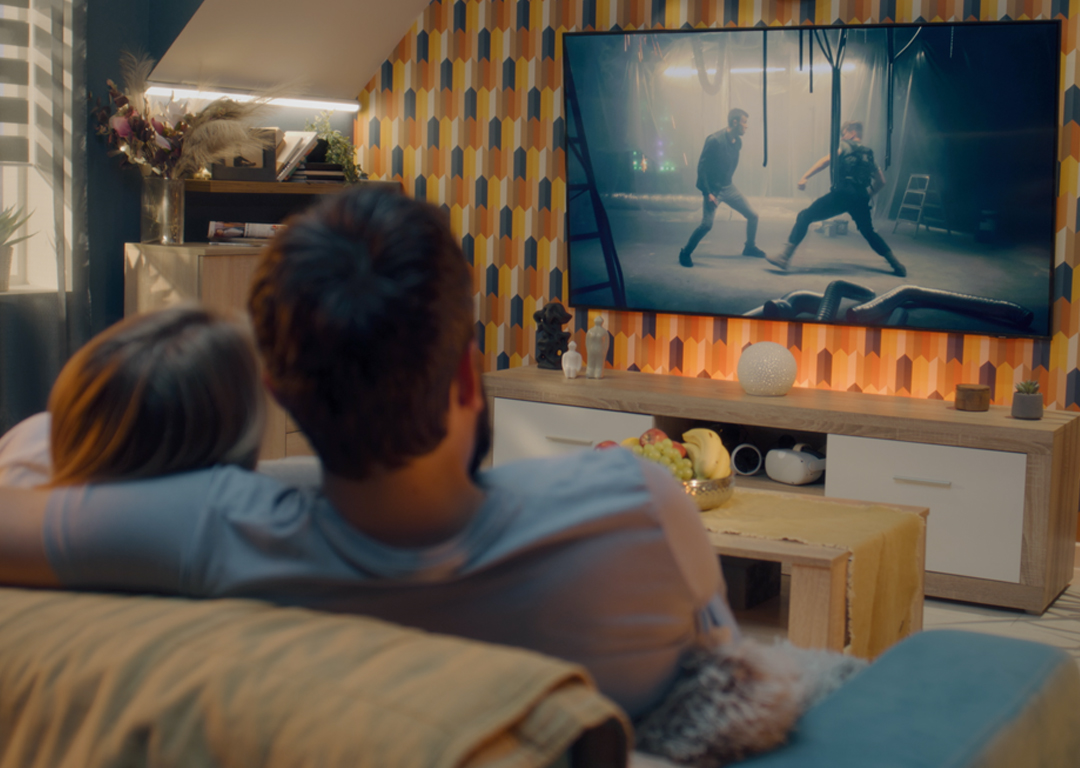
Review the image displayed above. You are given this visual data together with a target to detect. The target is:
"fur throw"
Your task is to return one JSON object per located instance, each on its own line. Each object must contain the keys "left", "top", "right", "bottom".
{"left": 634, "top": 639, "right": 867, "bottom": 767}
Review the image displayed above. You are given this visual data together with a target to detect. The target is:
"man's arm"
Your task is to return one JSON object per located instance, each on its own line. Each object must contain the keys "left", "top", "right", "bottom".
{"left": 870, "top": 166, "right": 886, "bottom": 196}
{"left": 797, "top": 154, "right": 831, "bottom": 190}
{"left": 699, "top": 136, "right": 720, "bottom": 203}
{"left": 0, "top": 489, "right": 61, "bottom": 586}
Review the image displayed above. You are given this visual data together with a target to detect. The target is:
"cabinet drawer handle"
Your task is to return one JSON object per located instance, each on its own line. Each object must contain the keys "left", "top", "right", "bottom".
{"left": 893, "top": 475, "right": 952, "bottom": 488}
{"left": 545, "top": 436, "right": 595, "bottom": 446}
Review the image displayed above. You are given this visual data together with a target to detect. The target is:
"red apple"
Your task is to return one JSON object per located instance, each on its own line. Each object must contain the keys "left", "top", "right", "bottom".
{"left": 671, "top": 441, "right": 688, "bottom": 459}
{"left": 639, "top": 428, "right": 669, "bottom": 446}
{"left": 594, "top": 440, "right": 619, "bottom": 450}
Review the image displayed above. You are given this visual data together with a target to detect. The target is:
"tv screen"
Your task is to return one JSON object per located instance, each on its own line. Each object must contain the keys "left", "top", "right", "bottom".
{"left": 563, "top": 22, "right": 1059, "bottom": 338}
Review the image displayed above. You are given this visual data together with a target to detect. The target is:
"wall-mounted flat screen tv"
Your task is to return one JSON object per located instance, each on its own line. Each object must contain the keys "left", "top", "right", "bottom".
{"left": 563, "top": 22, "right": 1059, "bottom": 338}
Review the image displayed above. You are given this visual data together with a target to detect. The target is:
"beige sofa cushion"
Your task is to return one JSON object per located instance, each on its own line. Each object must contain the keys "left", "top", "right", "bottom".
{"left": 0, "top": 587, "right": 629, "bottom": 768}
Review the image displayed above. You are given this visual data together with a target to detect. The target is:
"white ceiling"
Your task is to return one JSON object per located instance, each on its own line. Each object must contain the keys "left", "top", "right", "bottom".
{"left": 152, "top": 0, "right": 433, "bottom": 101}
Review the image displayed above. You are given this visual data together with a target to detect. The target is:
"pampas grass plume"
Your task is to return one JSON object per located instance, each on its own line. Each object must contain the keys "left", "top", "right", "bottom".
{"left": 173, "top": 97, "right": 270, "bottom": 179}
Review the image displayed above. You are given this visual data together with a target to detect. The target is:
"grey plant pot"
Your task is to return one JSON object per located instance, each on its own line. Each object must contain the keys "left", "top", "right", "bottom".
{"left": 1011, "top": 393, "right": 1044, "bottom": 420}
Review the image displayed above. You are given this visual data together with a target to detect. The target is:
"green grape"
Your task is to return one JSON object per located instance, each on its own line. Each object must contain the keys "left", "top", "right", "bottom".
{"left": 631, "top": 441, "right": 702, "bottom": 483}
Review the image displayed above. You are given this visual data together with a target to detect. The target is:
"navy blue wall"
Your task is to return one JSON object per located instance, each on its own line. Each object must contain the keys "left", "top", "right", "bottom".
{"left": 84, "top": 0, "right": 204, "bottom": 336}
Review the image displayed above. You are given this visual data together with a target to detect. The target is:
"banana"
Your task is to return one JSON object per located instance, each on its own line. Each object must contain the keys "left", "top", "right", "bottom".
{"left": 682, "top": 441, "right": 704, "bottom": 477}
{"left": 682, "top": 428, "right": 731, "bottom": 480}
{"left": 682, "top": 428, "right": 719, "bottom": 478}
{"left": 709, "top": 445, "right": 731, "bottom": 480}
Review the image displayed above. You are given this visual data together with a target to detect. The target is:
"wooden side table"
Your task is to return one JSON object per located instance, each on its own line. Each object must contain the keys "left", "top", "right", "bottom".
{"left": 702, "top": 489, "right": 929, "bottom": 658}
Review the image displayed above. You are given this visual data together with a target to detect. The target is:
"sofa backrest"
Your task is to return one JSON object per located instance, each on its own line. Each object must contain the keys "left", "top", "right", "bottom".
{"left": 0, "top": 587, "right": 630, "bottom": 768}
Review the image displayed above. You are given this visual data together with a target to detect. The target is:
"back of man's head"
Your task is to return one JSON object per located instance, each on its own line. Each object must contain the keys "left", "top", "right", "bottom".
{"left": 249, "top": 185, "right": 474, "bottom": 480}
{"left": 840, "top": 120, "right": 863, "bottom": 139}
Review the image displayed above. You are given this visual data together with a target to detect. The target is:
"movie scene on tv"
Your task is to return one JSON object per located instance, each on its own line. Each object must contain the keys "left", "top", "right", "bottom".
{"left": 563, "top": 23, "right": 1058, "bottom": 337}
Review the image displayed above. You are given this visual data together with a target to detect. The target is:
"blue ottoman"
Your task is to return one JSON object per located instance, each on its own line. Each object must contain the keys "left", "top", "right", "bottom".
{"left": 741, "top": 630, "right": 1080, "bottom": 767}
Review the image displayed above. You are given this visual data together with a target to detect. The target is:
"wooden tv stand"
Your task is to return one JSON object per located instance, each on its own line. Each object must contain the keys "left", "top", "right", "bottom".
{"left": 483, "top": 365, "right": 1080, "bottom": 613}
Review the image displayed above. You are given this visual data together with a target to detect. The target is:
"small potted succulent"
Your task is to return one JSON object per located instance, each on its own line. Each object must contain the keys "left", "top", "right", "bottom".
{"left": 1011, "top": 380, "right": 1043, "bottom": 420}
{"left": 0, "top": 205, "right": 35, "bottom": 292}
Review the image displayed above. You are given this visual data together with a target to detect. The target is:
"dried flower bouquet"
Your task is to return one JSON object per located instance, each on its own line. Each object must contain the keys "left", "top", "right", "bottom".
{"left": 94, "top": 52, "right": 270, "bottom": 180}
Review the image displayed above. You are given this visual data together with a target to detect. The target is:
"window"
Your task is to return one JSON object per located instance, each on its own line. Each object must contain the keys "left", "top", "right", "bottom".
{"left": 0, "top": 0, "right": 75, "bottom": 294}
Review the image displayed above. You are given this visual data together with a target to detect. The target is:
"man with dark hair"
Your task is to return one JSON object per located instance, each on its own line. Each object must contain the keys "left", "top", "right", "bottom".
{"left": 249, "top": 189, "right": 484, "bottom": 488}
{"left": 678, "top": 107, "right": 765, "bottom": 267}
{"left": 766, "top": 121, "right": 906, "bottom": 276}
{"left": 0, "top": 185, "right": 739, "bottom": 718}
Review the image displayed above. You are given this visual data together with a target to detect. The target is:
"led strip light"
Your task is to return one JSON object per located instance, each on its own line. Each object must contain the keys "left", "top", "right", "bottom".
{"left": 145, "top": 84, "right": 359, "bottom": 113}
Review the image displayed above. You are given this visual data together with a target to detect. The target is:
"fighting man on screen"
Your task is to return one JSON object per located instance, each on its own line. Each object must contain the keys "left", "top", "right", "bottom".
{"left": 678, "top": 108, "right": 766, "bottom": 268}
{"left": 766, "top": 121, "right": 906, "bottom": 277}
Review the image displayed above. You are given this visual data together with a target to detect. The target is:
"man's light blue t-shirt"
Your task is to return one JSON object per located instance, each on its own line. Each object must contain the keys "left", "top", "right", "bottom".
{"left": 1, "top": 414, "right": 736, "bottom": 717}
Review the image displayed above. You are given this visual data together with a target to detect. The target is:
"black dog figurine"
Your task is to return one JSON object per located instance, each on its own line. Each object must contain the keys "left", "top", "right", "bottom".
{"left": 534, "top": 301, "right": 572, "bottom": 370}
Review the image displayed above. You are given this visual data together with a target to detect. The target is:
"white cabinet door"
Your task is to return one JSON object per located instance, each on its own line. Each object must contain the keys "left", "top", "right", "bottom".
{"left": 825, "top": 435, "right": 1026, "bottom": 583}
{"left": 492, "top": 398, "right": 654, "bottom": 466}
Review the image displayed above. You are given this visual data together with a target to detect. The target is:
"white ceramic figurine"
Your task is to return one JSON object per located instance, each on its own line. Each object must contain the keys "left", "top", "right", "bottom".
{"left": 561, "top": 341, "right": 582, "bottom": 379}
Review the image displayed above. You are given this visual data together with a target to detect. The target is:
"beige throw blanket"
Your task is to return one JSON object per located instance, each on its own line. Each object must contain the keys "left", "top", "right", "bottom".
{"left": 701, "top": 489, "right": 925, "bottom": 659}
{"left": 0, "top": 588, "right": 629, "bottom": 768}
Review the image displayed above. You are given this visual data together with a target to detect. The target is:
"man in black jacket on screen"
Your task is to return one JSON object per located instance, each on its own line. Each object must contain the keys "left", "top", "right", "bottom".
{"left": 678, "top": 108, "right": 765, "bottom": 267}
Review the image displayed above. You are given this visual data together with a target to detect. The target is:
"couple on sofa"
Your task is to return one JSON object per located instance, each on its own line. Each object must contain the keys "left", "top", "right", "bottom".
{"left": 0, "top": 185, "right": 852, "bottom": 766}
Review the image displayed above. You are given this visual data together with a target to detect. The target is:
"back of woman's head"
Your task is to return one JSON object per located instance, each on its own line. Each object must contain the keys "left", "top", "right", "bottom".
{"left": 48, "top": 305, "right": 265, "bottom": 485}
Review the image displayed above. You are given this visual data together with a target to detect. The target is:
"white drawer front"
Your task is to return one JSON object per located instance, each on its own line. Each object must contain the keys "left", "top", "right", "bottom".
{"left": 825, "top": 435, "right": 1025, "bottom": 583}
{"left": 492, "top": 398, "right": 654, "bottom": 466}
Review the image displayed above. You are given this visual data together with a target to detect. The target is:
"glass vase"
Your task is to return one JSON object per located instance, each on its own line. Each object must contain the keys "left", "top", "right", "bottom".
{"left": 140, "top": 176, "right": 185, "bottom": 245}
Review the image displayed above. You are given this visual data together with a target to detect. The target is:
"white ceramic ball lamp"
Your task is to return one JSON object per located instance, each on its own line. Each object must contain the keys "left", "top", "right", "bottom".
{"left": 737, "top": 341, "right": 798, "bottom": 396}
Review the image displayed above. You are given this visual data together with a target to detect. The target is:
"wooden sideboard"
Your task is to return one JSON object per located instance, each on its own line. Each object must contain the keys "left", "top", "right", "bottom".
{"left": 124, "top": 243, "right": 314, "bottom": 460}
{"left": 483, "top": 365, "right": 1080, "bottom": 614}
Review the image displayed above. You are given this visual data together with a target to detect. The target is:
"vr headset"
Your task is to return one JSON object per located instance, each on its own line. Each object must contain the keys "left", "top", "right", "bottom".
{"left": 764, "top": 443, "right": 826, "bottom": 485}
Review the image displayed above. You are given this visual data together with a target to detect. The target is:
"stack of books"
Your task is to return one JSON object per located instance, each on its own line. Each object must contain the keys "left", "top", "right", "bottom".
{"left": 275, "top": 131, "right": 319, "bottom": 182}
{"left": 288, "top": 162, "right": 346, "bottom": 184}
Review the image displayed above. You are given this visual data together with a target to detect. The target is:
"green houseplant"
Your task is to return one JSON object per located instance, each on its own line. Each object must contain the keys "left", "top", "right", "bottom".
{"left": 305, "top": 111, "right": 366, "bottom": 184}
{"left": 1011, "top": 380, "right": 1043, "bottom": 420}
{"left": 0, "top": 205, "right": 35, "bottom": 292}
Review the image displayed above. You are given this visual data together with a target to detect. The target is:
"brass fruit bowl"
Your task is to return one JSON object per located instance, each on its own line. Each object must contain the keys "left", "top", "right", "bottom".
{"left": 682, "top": 474, "right": 735, "bottom": 511}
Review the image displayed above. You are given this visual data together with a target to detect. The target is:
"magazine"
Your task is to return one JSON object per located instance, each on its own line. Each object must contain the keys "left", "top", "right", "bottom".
{"left": 208, "top": 221, "right": 286, "bottom": 240}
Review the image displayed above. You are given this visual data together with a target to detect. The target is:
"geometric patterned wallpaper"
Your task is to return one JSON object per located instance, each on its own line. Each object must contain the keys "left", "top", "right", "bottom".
{"left": 358, "top": 0, "right": 1079, "bottom": 409}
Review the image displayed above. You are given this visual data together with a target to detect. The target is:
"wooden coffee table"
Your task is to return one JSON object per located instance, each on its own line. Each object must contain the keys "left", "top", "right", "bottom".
{"left": 703, "top": 489, "right": 929, "bottom": 655}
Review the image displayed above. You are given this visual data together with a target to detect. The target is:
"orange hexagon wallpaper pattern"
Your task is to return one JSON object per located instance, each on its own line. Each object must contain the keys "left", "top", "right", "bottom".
{"left": 357, "top": 0, "right": 1079, "bottom": 409}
